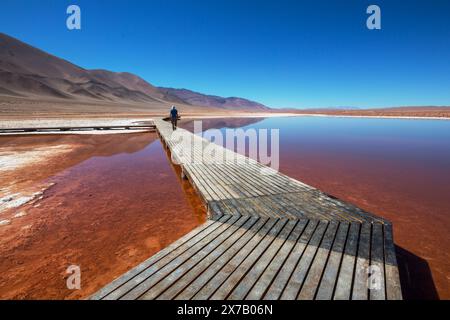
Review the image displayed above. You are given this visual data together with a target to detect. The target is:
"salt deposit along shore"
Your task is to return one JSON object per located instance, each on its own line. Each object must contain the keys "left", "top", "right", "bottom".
{"left": 1, "top": 111, "right": 449, "bottom": 136}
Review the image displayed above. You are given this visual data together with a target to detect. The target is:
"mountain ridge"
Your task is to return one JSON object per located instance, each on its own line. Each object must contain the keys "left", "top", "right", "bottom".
{"left": 0, "top": 32, "right": 270, "bottom": 111}
{"left": 158, "top": 87, "right": 270, "bottom": 111}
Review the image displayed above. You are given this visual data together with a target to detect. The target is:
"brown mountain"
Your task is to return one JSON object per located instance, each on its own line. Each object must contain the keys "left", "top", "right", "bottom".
{"left": 158, "top": 87, "right": 270, "bottom": 111}
{"left": 0, "top": 33, "right": 270, "bottom": 111}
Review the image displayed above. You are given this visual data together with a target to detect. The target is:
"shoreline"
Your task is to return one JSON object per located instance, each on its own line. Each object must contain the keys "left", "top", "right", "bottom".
{"left": 1, "top": 112, "right": 449, "bottom": 128}
{"left": 181, "top": 112, "right": 450, "bottom": 121}
{"left": 0, "top": 130, "right": 150, "bottom": 136}
{"left": 0, "top": 112, "right": 448, "bottom": 137}
{"left": 288, "top": 113, "right": 450, "bottom": 121}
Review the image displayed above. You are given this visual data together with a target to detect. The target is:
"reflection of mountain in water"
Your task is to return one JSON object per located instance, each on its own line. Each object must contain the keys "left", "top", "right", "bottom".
{"left": 179, "top": 117, "right": 265, "bottom": 132}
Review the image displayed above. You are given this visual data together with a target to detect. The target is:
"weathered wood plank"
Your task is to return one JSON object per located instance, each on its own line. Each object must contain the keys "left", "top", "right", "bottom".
{"left": 281, "top": 220, "right": 328, "bottom": 299}
{"left": 119, "top": 215, "right": 242, "bottom": 300}
{"left": 89, "top": 217, "right": 220, "bottom": 300}
{"left": 246, "top": 219, "right": 309, "bottom": 300}
{"left": 315, "top": 222, "right": 350, "bottom": 300}
{"left": 369, "top": 222, "right": 386, "bottom": 300}
{"left": 193, "top": 218, "right": 279, "bottom": 300}
{"left": 333, "top": 222, "right": 360, "bottom": 300}
{"left": 297, "top": 221, "right": 339, "bottom": 299}
{"left": 383, "top": 223, "right": 403, "bottom": 300}
{"left": 175, "top": 216, "right": 269, "bottom": 300}
{"left": 211, "top": 219, "right": 288, "bottom": 300}
{"left": 227, "top": 219, "right": 298, "bottom": 300}
{"left": 156, "top": 216, "right": 261, "bottom": 299}
{"left": 263, "top": 220, "right": 319, "bottom": 300}
{"left": 140, "top": 215, "right": 252, "bottom": 299}
{"left": 352, "top": 222, "right": 371, "bottom": 300}
{"left": 102, "top": 214, "right": 233, "bottom": 300}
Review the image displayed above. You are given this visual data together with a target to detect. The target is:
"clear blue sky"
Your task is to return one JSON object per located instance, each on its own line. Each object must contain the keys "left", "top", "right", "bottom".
{"left": 1, "top": 0, "right": 450, "bottom": 108}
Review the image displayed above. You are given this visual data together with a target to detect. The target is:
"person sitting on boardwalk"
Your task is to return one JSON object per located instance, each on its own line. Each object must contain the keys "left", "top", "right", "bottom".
{"left": 170, "top": 105, "right": 178, "bottom": 130}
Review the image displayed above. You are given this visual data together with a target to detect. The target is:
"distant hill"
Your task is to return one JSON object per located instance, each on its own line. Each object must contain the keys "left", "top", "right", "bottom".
{"left": 158, "top": 87, "right": 270, "bottom": 111}
{"left": 297, "top": 106, "right": 361, "bottom": 110}
{"left": 289, "top": 106, "right": 450, "bottom": 118}
{"left": 0, "top": 33, "right": 271, "bottom": 112}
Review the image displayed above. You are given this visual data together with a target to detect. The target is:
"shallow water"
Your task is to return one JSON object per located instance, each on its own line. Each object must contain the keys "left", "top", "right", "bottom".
{"left": 0, "top": 132, "right": 206, "bottom": 299}
{"left": 181, "top": 116, "right": 450, "bottom": 299}
{"left": 1, "top": 117, "right": 449, "bottom": 299}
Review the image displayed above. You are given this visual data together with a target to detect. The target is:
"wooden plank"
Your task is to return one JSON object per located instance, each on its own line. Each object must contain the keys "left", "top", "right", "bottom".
{"left": 333, "top": 222, "right": 360, "bottom": 300}
{"left": 227, "top": 199, "right": 260, "bottom": 218}
{"left": 200, "top": 165, "right": 239, "bottom": 199}
{"left": 192, "top": 218, "right": 279, "bottom": 300}
{"left": 240, "top": 163, "right": 302, "bottom": 195}
{"left": 263, "top": 220, "right": 319, "bottom": 300}
{"left": 352, "top": 222, "right": 371, "bottom": 300}
{"left": 119, "top": 215, "right": 242, "bottom": 300}
{"left": 217, "top": 163, "right": 268, "bottom": 197}
{"left": 210, "top": 218, "right": 288, "bottom": 300}
{"left": 315, "top": 222, "right": 350, "bottom": 300}
{"left": 369, "top": 223, "right": 386, "bottom": 300}
{"left": 246, "top": 219, "right": 309, "bottom": 300}
{"left": 156, "top": 216, "right": 261, "bottom": 299}
{"left": 297, "top": 221, "right": 339, "bottom": 299}
{"left": 139, "top": 215, "right": 252, "bottom": 299}
{"left": 262, "top": 195, "right": 298, "bottom": 219}
{"left": 280, "top": 193, "right": 332, "bottom": 221}
{"left": 248, "top": 197, "right": 284, "bottom": 219}
{"left": 280, "top": 220, "right": 329, "bottom": 299}
{"left": 89, "top": 217, "right": 219, "bottom": 300}
{"left": 227, "top": 219, "right": 298, "bottom": 300}
{"left": 383, "top": 223, "right": 402, "bottom": 300}
{"left": 207, "top": 201, "right": 224, "bottom": 219}
{"left": 101, "top": 214, "right": 233, "bottom": 300}
{"left": 209, "top": 164, "right": 255, "bottom": 197}
{"left": 185, "top": 164, "right": 220, "bottom": 201}
{"left": 175, "top": 216, "right": 269, "bottom": 300}
{"left": 215, "top": 199, "right": 241, "bottom": 217}
{"left": 226, "top": 164, "right": 286, "bottom": 196}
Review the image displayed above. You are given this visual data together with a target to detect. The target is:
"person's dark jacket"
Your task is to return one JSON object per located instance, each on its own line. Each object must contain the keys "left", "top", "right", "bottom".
{"left": 170, "top": 108, "right": 178, "bottom": 119}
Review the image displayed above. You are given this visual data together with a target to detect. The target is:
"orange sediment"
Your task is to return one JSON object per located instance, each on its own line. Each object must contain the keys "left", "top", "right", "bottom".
{"left": 0, "top": 133, "right": 206, "bottom": 299}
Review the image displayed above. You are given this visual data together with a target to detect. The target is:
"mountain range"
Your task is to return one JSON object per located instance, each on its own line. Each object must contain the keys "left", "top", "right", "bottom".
{"left": 0, "top": 33, "right": 270, "bottom": 112}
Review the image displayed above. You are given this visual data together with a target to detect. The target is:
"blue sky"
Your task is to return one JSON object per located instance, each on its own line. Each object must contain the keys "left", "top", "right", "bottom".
{"left": 1, "top": 0, "right": 449, "bottom": 108}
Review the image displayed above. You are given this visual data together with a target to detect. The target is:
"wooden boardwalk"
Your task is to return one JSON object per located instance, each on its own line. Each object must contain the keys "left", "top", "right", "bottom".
{"left": 0, "top": 124, "right": 155, "bottom": 134}
{"left": 91, "top": 119, "right": 402, "bottom": 300}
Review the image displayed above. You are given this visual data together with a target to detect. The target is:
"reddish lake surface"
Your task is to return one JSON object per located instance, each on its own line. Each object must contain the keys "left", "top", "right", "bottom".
{"left": 0, "top": 133, "right": 206, "bottom": 299}
{"left": 1, "top": 116, "right": 449, "bottom": 300}
{"left": 181, "top": 116, "right": 450, "bottom": 299}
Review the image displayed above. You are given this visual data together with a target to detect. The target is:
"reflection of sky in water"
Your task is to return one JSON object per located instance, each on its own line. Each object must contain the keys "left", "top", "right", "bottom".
{"left": 200, "top": 117, "right": 450, "bottom": 167}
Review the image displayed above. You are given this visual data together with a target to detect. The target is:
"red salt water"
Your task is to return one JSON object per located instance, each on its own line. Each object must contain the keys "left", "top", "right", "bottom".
{"left": 1, "top": 116, "right": 449, "bottom": 300}
{"left": 0, "top": 132, "right": 206, "bottom": 299}
{"left": 181, "top": 116, "right": 450, "bottom": 300}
